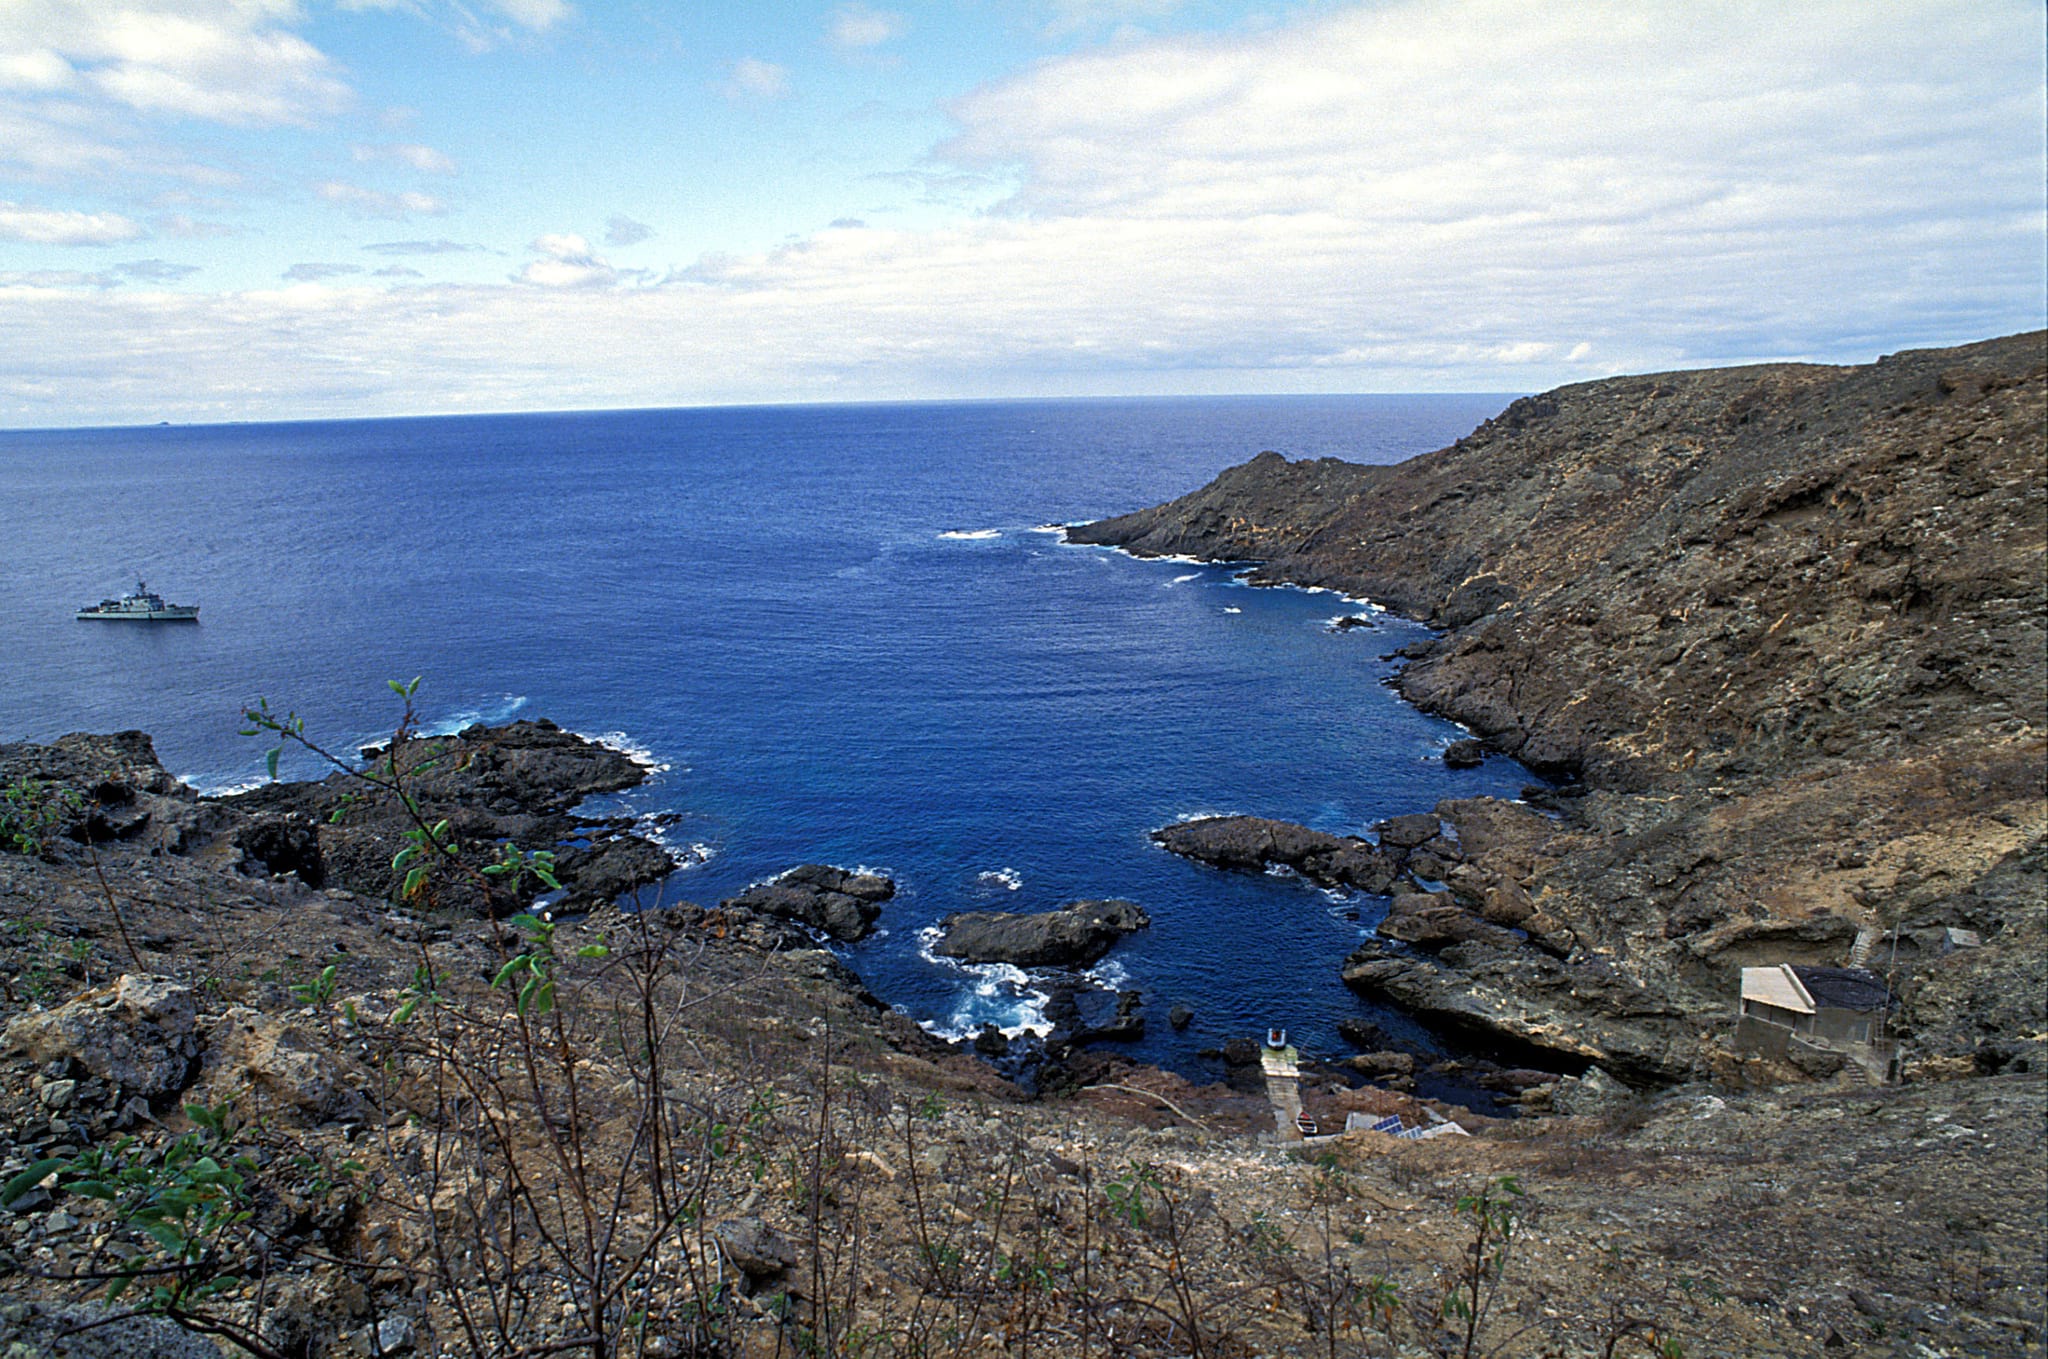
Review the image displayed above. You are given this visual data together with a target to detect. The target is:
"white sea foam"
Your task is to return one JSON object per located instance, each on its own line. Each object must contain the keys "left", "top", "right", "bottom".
{"left": 1027, "top": 524, "right": 1069, "bottom": 535}
{"left": 1084, "top": 958, "right": 1132, "bottom": 991}
{"left": 937, "top": 528, "right": 1002, "bottom": 541}
{"left": 586, "top": 730, "right": 673, "bottom": 774}
{"left": 914, "top": 926, "right": 1054, "bottom": 1040}
{"left": 635, "top": 817, "right": 714, "bottom": 870}
{"left": 423, "top": 693, "right": 529, "bottom": 736}
{"left": 1222, "top": 606, "right": 1242, "bottom": 614}
{"left": 977, "top": 867, "right": 1023, "bottom": 892}
{"left": 193, "top": 775, "right": 268, "bottom": 798}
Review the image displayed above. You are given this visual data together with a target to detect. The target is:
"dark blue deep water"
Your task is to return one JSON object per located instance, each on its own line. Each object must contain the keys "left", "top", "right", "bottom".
{"left": 1, "top": 396, "right": 1532, "bottom": 1087}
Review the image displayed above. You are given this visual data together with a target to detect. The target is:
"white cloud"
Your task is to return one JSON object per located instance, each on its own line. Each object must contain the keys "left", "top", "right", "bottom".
{"left": 151, "top": 212, "right": 234, "bottom": 238}
{"left": 605, "top": 214, "right": 651, "bottom": 247}
{"left": 514, "top": 233, "right": 618, "bottom": 288}
{"left": 486, "top": 0, "right": 572, "bottom": 31}
{"left": 283, "top": 262, "right": 362, "bottom": 281}
{"left": 0, "top": 200, "right": 142, "bottom": 244}
{"left": 363, "top": 238, "right": 483, "bottom": 255}
{"left": 1041, "top": 0, "right": 1184, "bottom": 37}
{"left": 115, "top": 258, "right": 198, "bottom": 281}
{"left": 25, "top": 2, "right": 355, "bottom": 125}
{"left": 0, "top": 0, "right": 2040, "bottom": 426}
{"left": 0, "top": 49, "right": 74, "bottom": 91}
{"left": 829, "top": 5, "right": 906, "bottom": 52}
{"left": 353, "top": 142, "right": 457, "bottom": 174}
{"left": 722, "top": 57, "right": 790, "bottom": 101}
{"left": 318, "top": 181, "right": 445, "bottom": 219}
{"left": 0, "top": 268, "right": 116, "bottom": 289}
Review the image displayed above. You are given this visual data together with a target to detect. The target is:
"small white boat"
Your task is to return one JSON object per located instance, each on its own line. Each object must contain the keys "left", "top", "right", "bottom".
{"left": 76, "top": 579, "right": 199, "bottom": 622}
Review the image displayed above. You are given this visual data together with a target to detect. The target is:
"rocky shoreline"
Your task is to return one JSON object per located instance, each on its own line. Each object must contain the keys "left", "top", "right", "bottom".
{"left": 0, "top": 336, "right": 2042, "bottom": 1354}
{"left": 1072, "top": 331, "right": 2047, "bottom": 1088}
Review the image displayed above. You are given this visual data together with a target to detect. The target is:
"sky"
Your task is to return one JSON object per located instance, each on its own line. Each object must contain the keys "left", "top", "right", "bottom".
{"left": 0, "top": 0, "right": 2042, "bottom": 427}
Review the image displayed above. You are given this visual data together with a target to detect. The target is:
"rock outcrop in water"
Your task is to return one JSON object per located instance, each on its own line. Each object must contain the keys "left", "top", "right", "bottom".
{"left": 219, "top": 718, "right": 669, "bottom": 913}
{"left": 1151, "top": 816, "right": 1399, "bottom": 893}
{"left": 1077, "top": 331, "right": 2048, "bottom": 1083}
{"left": 934, "top": 898, "right": 1150, "bottom": 968}
{"left": 720, "top": 865, "right": 897, "bottom": 942}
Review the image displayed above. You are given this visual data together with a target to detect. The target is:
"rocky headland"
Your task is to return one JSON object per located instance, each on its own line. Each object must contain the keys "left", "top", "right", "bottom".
{"left": 1074, "top": 331, "right": 2047, "bottom": 1086}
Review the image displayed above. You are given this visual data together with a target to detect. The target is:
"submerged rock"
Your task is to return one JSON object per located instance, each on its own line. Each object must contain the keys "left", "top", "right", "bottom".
{"left": 934, "top": 898, "right": 1149, "bottom": 968}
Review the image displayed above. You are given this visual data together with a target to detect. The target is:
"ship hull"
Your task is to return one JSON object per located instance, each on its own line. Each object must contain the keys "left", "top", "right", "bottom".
{"left": 76, "top": 607, "right": 200, "bottom": 621}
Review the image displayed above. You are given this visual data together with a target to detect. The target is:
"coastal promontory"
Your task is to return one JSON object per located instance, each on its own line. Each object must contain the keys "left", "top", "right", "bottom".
{"left": 1077, "top": 331, "right": 2047, "bottom": 1083}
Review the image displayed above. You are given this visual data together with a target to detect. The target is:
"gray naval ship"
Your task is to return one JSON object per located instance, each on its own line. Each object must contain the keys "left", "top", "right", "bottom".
{"left": 76, "top": 579, "right": 199, "bottom": 622}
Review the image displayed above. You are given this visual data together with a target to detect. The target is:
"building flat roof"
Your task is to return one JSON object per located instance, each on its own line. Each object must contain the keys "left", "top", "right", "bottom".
{"left": 1790, "top": 965, "right": 1895, "bottom": 1012}
{"left": 1741, "top": 965, "right": 1815, "bottom": 1015}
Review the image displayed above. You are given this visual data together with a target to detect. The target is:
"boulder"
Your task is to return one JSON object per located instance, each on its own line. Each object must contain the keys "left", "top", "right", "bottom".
{"left": 554, "top": 835, "right": 676, "bottom": 904}
{"left": 1219, "top": 1037, "right": 1262, "bottom": 1067}
{"left": 4, "top": 975, "right": 199, "bottom": 1098}
{"left": 713, "top": 1216, "right": 798, "bottom": 1285}
{"left": 1548, "top": 1065, "right": 1634, "bottom": 1116}
{"left": 933, "top": 899, "right": 1149, "bottom": 968}
{"left": 1345, "top": 1050, "right": 1416, "bottom": 1079}
{"left": 1168, "top": 1004, "right": 1194, "bottom": 1031}
{"left": 1336, "top": 1017, "right": 1386, "bottom": 1050}
{"left": 197, "top": 1007, "right": 359, "bottom": 1118}
{"left": 721, "top": 865, "right": 894, "bottom": 942}
{"left": 1443, "top": 739, "right": 1487, "bottom": 769}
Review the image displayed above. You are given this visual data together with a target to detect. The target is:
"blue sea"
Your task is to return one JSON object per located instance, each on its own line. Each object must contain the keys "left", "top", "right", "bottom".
{"left": 1, "top": 396, "right": 1533, "bottom": 1093}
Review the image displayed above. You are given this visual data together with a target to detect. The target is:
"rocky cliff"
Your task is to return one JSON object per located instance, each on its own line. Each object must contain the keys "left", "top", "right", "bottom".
{"left": 1075, "top": 332, "right": 2048, "bottom": 1082}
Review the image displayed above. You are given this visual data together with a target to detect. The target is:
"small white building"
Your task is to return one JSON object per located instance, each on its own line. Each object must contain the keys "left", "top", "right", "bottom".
{"left": 1736, "top": 964, "right": 1898, "bottom": 1082}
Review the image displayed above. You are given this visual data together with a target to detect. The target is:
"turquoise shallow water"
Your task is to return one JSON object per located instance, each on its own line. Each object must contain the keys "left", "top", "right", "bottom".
{"left": 1, "top": 395, "right": 1535, "bottom": 1087}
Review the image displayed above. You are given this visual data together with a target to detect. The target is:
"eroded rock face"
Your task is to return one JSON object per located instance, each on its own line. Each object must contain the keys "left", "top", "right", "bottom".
{"left": 934, "top": 899, "right": 1150, "bottom": 968}
{"left": 721, "top": 865, "right": 895, "bottom": 942}
{"left": 1152, "top": 816, "right": 1396, "bottom": 893}
{"left": 5, "top": 975, "right": 199, "bottom": 1098}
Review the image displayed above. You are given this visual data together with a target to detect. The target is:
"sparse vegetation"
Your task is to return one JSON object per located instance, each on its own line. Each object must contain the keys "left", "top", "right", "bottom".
{"left": 0, "top": 682, "right": 2040, "bottom": 1356}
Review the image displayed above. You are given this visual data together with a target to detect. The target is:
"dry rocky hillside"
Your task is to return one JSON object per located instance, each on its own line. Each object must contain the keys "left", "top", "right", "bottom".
{"left": 1074, "top": 331, "right": 2047, "bottom": 1088}
{"left": 0, "top": 332, "right": 2042, "bottom": 1358}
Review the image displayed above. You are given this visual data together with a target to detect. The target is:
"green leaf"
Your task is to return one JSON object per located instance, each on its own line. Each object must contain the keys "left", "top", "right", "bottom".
{"left": 491, "top": 956, "right": 529, "bottom": 989}
{"left": 143, "top": 1219, "right": 188, "bottom": 1253}
{"left": 1, "top": 1159, "right": 64, "bottom": 1207}
{"left": 105, "top": 1271, "right": 136, "bottom": 1303}
{"left": 576, "top": 944, "right": 610, "bottom": 959}
{"left": 265, "top": 748, "right": 279, "bottom": 781}
{"left": 393, "top": 996, "right": 420, "bottom": 1025}
{"left": 388, "top": 679, "right": 408, "bottom": 695}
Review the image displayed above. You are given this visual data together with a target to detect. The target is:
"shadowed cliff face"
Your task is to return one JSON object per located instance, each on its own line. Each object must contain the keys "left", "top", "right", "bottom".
{"left": 1075, "top": 332, "right": 2047, "bottom": 1082}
